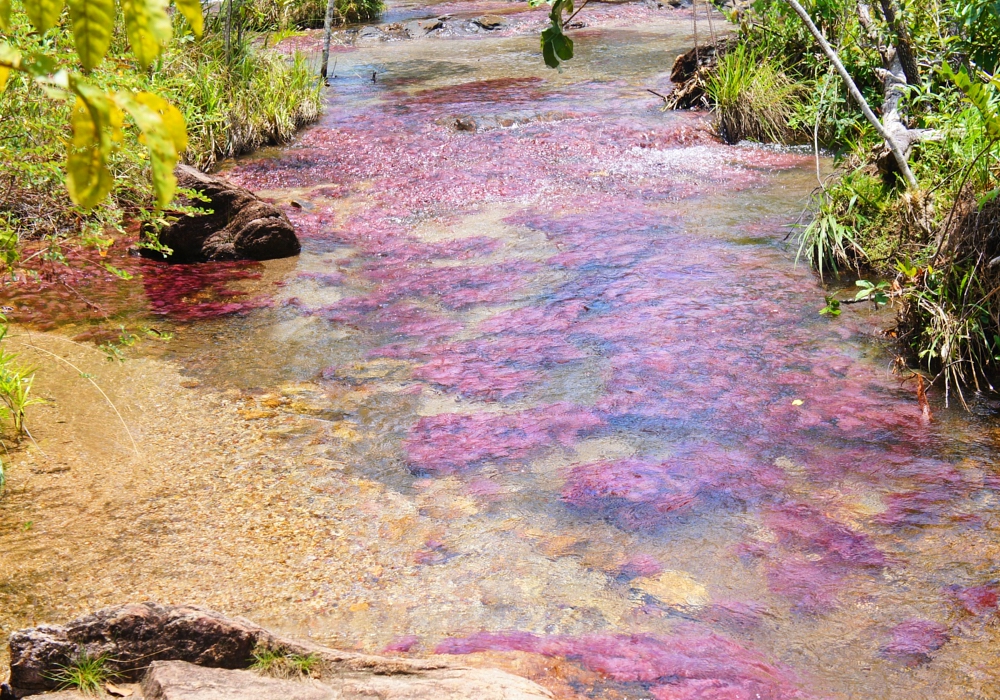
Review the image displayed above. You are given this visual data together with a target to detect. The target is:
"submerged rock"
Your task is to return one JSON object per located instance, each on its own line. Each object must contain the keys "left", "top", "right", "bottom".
{"left": 473, "top": 15, "right": 506, "bottom": 30}
{"left": 149, "top": 164, "right": 300, "bottom": 263}
{"left": 8, "top": 603, "right": 553, "bottom": 699}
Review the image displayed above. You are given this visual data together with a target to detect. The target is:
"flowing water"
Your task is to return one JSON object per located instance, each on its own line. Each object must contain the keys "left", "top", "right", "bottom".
{"left": 6, "top": 3, "right": 1000, "bottom": 699}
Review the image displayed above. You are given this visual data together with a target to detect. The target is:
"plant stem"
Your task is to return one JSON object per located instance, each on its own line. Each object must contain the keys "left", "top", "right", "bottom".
{"left": 320, "top": 0, "right": 337, "bottom": 81}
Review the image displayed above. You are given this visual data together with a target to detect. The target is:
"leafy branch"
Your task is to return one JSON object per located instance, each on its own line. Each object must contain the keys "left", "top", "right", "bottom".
{"left": 0, "top": 0, "right": 203, "bottom": 210}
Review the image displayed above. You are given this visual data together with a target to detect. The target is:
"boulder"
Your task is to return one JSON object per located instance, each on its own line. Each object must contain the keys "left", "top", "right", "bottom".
{"left": 9, "top": 603, "right": 268, "bottom": 692}
{"left": 355, "top": 26, "right": 386, "bottom": 43}
{"left": 473, "top": 15, "right": 505, "bottom": 30}
{"left": 8, "top": 603, "right": 554, "bottom": 700}
{"left": 150, "top": 164, "right": 300, "bottom": 263}
{"left": 141, "top": 660, "right": 554, "bottom": 700}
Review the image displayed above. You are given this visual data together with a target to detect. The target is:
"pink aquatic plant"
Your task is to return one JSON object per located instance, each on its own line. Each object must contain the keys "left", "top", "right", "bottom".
{"left": 880, "top": 619, "right": 950, "bottom": 665}
{"left": 947, "top": 584, "right": 999, "bottom": 616}
{"left": 382, "top": 635, "right": 420, "bottom": 654}
{"left": 562, "top": 451, "right": 784, "bottom": 530}
{"left": 403, "top": 404, "right": 603, "bottom": 474}
{"left": 435, "top": 630, "right": 812, "bottom": 699}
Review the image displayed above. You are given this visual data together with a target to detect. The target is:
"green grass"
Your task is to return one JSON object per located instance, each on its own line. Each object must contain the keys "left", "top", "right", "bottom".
{"left": 250, "top": 645, "right": 322, "bottom": 679}
{"left": 49, "top": 651, "right": 118, "bottom": 695}
{"left": 243, "top": 0, "right": 385, "bottom": 30}
{"left": 0, "top": 316, "right": 42, "bottom": 436}
{"left": 704, "top": 44, "right": 803, "bottom": 145}
{"left": 0, "top": 5, "right": 323, "bottom": 244}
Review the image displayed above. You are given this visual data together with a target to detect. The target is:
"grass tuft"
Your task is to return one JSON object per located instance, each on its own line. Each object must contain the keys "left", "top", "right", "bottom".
{"left": 250, "top": 645, "right": 322, "bottom": 679}
{"left": 48, "top": 650, "right": 119, "bottom": 696}
{"left": 705, "top": 44, "right": 803, "bottom": 145}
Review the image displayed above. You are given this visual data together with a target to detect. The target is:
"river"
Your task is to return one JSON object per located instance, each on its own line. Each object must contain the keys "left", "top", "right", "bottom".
{"left": 3, "top": 2, "right": 1000, "bottom": 699}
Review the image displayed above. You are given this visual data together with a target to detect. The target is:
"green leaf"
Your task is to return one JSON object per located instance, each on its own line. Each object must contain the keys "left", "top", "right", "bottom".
{"left": 941, "top": 63, "right": 1000, "bottom": 140}
{"left": 0, "top": 0, "right": 11, "bottom": 32}
{"left": 0, "top": 42, "right": 18, "bottom": 93}
{"left": 24, "top": 0, "right": 65, "bottom": 33}
{"left": 540, "top": 0, "right": 575, "bottom": 69}
{"left": 819, "top": 297, "right": 841, "bottom": 316}
{"left": 66, "top": 82, "right": 122, "bottom": 210}
{"left": 134, "top": 91, "right": 187, "bottom": 153}
{"left": 978, "top": 187, "right": 1000, "bottom": 209}
{"left": 121, "top": 0, "right": 173, "bottom": 69}
{"left": 173, "top": 0, "right": 203, "bottom": 38}
{"left": 541, "top": 25, "right": 573, "bottom": 68}
{"left": 67, "top": 0, "right": 115, "bottom": 71}
{"left": 115, "top": 90, "right": 186, "bottom": 207}
{"left": 101, "top": 262, "right": 134, "bottom": 280}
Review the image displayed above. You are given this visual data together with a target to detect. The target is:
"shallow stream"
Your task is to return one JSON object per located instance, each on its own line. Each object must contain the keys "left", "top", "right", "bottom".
{"left": 5, "top": 3, "right": 1000, "bottom": 699}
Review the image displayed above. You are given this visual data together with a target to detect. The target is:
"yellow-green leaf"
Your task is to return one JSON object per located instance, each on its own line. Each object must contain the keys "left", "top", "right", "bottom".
{"left": 66, "top": 84, "right": 121, "bottom": 210}
{"left": 115, "top": 90, "right": 182, "bottom": 207}
{"left": 134, "top": 91, "right": 187, "bottom": 153}
{"left": 0, "top": 0, "right": 11, "bottom": 32}
{"left": 173, "top": 0, "right": 203, "bottom": 38}
{"left": 67, "top": 0, "right": 115, "bottom": 71}
{"left": 24, "top": 0, "right": 65, "bottom": 34}
{"left": 121, "top": 0, "right": 172, "bottom": 69}
{"left": 0, "top": 42, "right": 20, "bottom": 94}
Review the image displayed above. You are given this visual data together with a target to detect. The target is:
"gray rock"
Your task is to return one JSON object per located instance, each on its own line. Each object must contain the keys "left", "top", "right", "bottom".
{"left": 9, "top": 604, "right": 554, "bottom": 700}
{"left": 355, "top": 26, "right": 386, "bottom": 43}
{"left": 141, "top": 661, "right": 339, "bottom": 700}
{"left": 150, "top": 165, "right": 300, "bottom": 263}
{"left": 9, "top": 603, "right": 269, "bottom": 693}
{"left": 403, "top": 18, "right": 444, "bottom": 36}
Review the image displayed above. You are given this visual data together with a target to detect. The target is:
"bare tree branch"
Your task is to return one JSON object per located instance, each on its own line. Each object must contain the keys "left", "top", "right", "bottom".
{"left": 783, "top": 0, "right": 920, "bottom": 190}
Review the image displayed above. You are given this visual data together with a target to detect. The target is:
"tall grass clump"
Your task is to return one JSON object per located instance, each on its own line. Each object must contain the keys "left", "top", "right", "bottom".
{"left": 48, "top": 651, "right": 119, "bottom": 695}
{"left": 243, "top": 0, "right": 384, "bottom": 30}
{"left": 250, "top": 645, "right": 322, "bottom": 679}
{"left": 705, "top": 44, "right": 803, "bottom": 144}
{"left": 155, "top": 35, "right": 322, "bottom": 170}
{"left": 0, "top": 316, "right": 42, "bottom": 437}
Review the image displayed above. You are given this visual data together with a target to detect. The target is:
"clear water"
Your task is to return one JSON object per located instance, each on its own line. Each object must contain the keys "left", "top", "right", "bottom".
{"left": 11, "top": 5, "right": 1000, "bottom": 699}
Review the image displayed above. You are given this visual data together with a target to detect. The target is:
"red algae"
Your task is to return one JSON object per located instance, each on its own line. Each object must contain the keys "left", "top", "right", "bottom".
{"left": 436, "top": 630, "right": 812, "bottom": 699}
{"left": 880, "top": 620, "right": 950, "bottom": 665}
{"left": 947, "top": 584, "right": 999, "bottom": 617}
{"left": 403, "top": 404, "right": 603, "bottom": 474}
{"left": 2, "top": 242, "right": 265, "bottom": 328}
{"left": 85, "top": 17, "right": 1000, "bottom": 697}
{"left": 562, "top": 451, "right": 786, "bottom": 530}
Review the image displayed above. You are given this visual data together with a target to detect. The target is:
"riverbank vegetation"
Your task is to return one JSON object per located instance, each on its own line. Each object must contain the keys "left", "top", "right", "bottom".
{"left": 0, "top": 0, "right": 324, "bottom": 466}
{"left": 681, "top": 0, "right": 1000, "bottom": 405}
{"left": 244, "top": 0, "right": 385, "bottom": 29}
{"left": 0, "top": 0, "right": 322, "bottom": 259}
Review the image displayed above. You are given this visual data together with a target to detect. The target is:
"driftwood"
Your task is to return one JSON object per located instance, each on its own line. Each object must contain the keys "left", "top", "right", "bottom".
{"left": 664, "top": 38, "right": 735, "bottom": 110}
